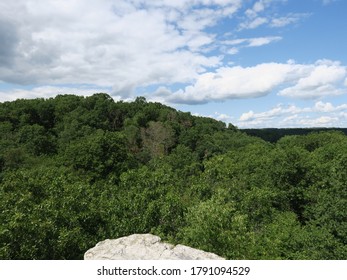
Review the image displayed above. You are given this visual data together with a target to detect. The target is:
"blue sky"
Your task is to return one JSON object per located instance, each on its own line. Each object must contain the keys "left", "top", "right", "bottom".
{"left": 1, "top": 0, "right": 347, "bottom": 128}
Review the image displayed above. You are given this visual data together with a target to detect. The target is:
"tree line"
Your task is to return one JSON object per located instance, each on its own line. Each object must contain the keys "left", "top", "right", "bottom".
{"left": 242, "top": 127, "right": 347, "bottom": 143}
{"left": 0, "top": 93, "right": 346, "bottom": 259}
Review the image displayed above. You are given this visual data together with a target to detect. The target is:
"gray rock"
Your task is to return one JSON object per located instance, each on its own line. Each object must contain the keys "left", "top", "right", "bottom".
{"left": 84, "top": 234, "right": 224, "bottom": 260}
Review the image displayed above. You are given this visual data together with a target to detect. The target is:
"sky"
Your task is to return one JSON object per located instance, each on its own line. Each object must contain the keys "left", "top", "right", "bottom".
{"left": 1, "top": 0, "right": 347, "bottom": 128}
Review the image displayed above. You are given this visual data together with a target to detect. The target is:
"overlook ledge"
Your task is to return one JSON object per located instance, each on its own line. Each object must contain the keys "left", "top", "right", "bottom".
{"left": 84, "top": 234, "right": 224, "bottom": 260}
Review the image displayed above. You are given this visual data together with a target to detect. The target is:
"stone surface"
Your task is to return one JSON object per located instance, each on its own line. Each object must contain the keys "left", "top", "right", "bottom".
{"left": 84, "top": 234, "right": 224, "bottom": 260}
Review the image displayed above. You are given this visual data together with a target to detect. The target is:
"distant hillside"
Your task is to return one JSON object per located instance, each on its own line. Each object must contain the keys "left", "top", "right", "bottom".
{"left": 241, "top": 127, "right": 347, "bottom": 143}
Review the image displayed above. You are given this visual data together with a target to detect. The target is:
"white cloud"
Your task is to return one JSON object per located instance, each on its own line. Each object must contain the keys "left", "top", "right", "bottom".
{"left": 279, "top": 84, "right": 346, "bottom": 99}
{"left": 239, "top": 111, "right": 255, "bottom": 121}
{"left": 226, "top": 47, "right": 239, "bottom": 55}
{"left": 239, "top": 17, "right": 268, "bottom": 29}
{"left": 245, "top": 0, "right": 272, "bottom": 18}
{"left": 214, "top": 112, "right": 232, "bottom": 121}
{"left": 165, "top": 63, "right": 295, "bottom": 104}
{"left": 240, "top": 0, "right": 303, "bottom": 30}
{"left": 282, "top": 114, "right": 299, "bottom": 123}
{"left": 314, "top": 101, "right": 347, "bottom": 112}
{"left": 271, "top": 17, "right": 296, "bottom": 27}
{"left": 236, "top": 101, "right": 347, "bottom": 128}
{"left": 0, "top": 0, "right": 345, "bottom": 108}
{"left": 220, "top": 36, "right": 281, "bottom": 55}
{"left": 278, "top": 60, "right": 347, "bottom": 99}
{"left": 298, "top": 116, "right": 339, "bottom": 127}
{"left": 0, "top": 0, "right": 242, "bottom": 99}
{"left": 0, "top": 86, "right": 112, "bottom": 102}
{"left": 270, "top": 13, "right": 310, "bottom": 27}
{"left": 150, "top": 98, "right": 347, "bottom": 128}
{"left": 314, "top": 101, "right": 335, "bottom": 112}
{"left": 224, "top": 38, "right": 247, "bottom": 46}
{"left": 253, "top": 1, "right": 266, "bottom": 13}
{"left": 239, "top": 105, "right": 294, "bottom": 123}
{"left": 223, "top": 36, "right": 282, "bottom": 47}
{"left": 247, "top": 36, "right": 282, "bottom": 47}
{"left": 160, "top": 59, "right": 347, "bottom": 104}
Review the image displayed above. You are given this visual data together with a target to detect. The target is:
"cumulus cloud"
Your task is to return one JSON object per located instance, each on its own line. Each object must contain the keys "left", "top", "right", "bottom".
{"left": 314, "top": 101, "right": 347, "bottom": 112}
{"left": 0, "top": 0, "right": 241, "bottom": 97}
{"left": 236, "top": 101, "right": 347, "bottom": 128}
{"left": 0, "top": 86, "right": 112, "bottom": 102}
{"left": 314, "top": 101, "right": 335, "bottom": 112}
{"left": 239, "top": 110, "right": 255, "bottom": 121}
{"left": 278, "top": 60, "right": 347, "bottom": 99}
{"left": 239, "top": 104, "right": 301, "bottom": 123}
{"left": 160, "top": 59, "right": 347, "bottom": 104}
{"left": 173, "top": 100, "right": 347, "bottom": 128}
{"left": 297, "top": 116, "right": 339, "bottom": 127}
{"left": 164, "top": 62, "right": 296, "bottom": 104}
{"left": 0, "top": 0, "right": 345, "bottom": 108}
{"left": 214, "top": 112, "right": 232, "bottom": 122}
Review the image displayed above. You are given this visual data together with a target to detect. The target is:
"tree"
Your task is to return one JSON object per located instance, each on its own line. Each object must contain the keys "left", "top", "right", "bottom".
{"left": 178, "top": 189, "right": 251, "bottom": 259}
{"left": 18, "top": 124, "right": 56, "bottom": 155}
{"left": 63, "top": 130, "right": 131, "bottom": 181}
{"left": 0, "top": 167, "right": 120, "bottom": 259}
{"left": 116, "top": 164, "right": 185, "bottom": 239}
{"left": 1, "top": 94, "right": 347, "bottom": 260}
{"left": 141, "top": 121, "right": 176, "bottom": 158}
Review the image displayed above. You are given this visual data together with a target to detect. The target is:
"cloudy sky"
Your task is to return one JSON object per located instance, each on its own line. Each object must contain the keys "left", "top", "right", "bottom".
{"left": 1, "top": 0, "right": 347, "bottom": 128}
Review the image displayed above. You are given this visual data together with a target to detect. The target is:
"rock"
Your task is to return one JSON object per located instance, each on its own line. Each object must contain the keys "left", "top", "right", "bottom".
{"left": 84, "top": 234, "right": 224, "bottom": 260}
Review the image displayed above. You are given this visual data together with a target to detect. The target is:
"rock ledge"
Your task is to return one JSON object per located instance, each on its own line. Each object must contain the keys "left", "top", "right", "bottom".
{"left": 84, "top": 234, "right": 224, "bottom": 260}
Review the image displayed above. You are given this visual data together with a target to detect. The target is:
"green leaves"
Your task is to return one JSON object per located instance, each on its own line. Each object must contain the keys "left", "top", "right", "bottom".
{"left": 116, "top": 165, "right": 185, "bottom": 238}
{"left": 1, "top": 94, "right": 347, "bottom": 260}
{"left": 0, "top": 167, "right": 121, "bottom": 259}
{"left": 179, "top": 189, "right": 251, "bottom": 259}
{"left": 18, "top": 124, "right": 56, "bottom": 155}
{"left": 62, "top": 130, "right": 130, "bottom": 181}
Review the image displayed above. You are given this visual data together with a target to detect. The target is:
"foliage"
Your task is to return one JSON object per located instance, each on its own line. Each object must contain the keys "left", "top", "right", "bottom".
{"left": 1, "top": 94, "right": 346, "bottom": 259}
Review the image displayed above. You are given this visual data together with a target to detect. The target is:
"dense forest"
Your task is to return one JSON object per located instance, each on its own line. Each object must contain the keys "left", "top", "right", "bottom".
{"left": 242, "top": 128, "right": 347, "bottom": 143}
{"left": 0, "top": 93, "right": 346, "bottom": 260}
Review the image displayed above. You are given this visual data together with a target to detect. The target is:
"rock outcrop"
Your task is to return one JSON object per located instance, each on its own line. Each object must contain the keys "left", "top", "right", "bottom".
{"left": 84, "top": 234, "right": 224, "bottom": 260}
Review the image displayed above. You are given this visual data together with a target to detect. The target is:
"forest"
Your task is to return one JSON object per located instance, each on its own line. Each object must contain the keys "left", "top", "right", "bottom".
{"left": 0, "top": 93, "right": 346, "bottom": 259}
{"left": 242, "top": 127, "right": 347, "bottom": 143}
